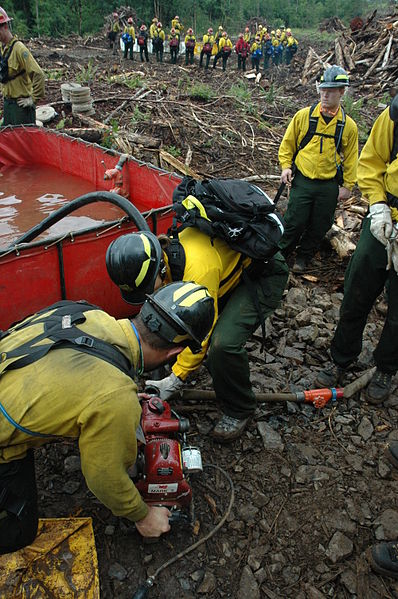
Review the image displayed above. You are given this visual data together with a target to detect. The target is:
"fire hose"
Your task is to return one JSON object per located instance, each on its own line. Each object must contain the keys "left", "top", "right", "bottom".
{"left": 168, "top": 367, "right": 376, "bottom": 409}
{"left": 132, "top": 464, "right": 235, "bottom": 599}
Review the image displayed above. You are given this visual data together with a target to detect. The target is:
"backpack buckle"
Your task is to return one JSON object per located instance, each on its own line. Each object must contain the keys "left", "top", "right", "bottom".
{"left": 75, "top": 336, "right": 94, "bottom": 348}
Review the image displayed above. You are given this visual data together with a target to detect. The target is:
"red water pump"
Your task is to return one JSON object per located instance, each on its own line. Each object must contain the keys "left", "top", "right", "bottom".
{"left": 134, "top": 395, "right": 202, "bottom": 510}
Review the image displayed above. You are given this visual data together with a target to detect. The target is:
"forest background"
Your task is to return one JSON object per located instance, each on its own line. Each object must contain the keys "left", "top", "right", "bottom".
{"left": 2, "top": 0, "right": 394, "bottom": 39}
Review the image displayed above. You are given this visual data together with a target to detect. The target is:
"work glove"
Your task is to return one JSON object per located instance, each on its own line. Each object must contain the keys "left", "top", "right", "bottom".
{"left": 145, "top": 372, "right": 184, "bottom": 399}
{"left": 368, "top": 203, "right": 393, "bottom": 247}
{"left": 17, "top": 97, "right": 35, "bottom": 108}
{"left": 388, "top": 224, "right": 398, "bottom": 274}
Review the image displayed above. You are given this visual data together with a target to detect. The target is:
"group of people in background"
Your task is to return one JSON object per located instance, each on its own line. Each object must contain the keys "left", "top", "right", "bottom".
{"left": 107, "top": 13, "right": 298, "bottom": 71}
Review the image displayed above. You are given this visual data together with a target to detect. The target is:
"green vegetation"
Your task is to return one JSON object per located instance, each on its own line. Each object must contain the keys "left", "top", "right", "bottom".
{"left": 101, "top": 119, "right": 119, "bottom": 149}
{"left": 112, "top": 74, "right": 144, "bottom": 90}
{"left": 76, "top": 59, "right": 98, "bottom": 85}
{"left": 3, "top": 0, "right": 385, "bottom": 39}
{"left": 188, "top": 83, "right": 216, "bottom": 102}
{"left": 164, "top": 145, "right": 181, "bottom": 158}
{"left": 130, "top": 106, "right": 150, "bottom": 126}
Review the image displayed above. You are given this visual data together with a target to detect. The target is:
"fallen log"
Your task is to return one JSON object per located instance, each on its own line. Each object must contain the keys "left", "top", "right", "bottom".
{"left": 159, "top": 149, "right": 200, "bottom": 178}
{"left": 63, "top": 127, "right": 102, "bottom": 143}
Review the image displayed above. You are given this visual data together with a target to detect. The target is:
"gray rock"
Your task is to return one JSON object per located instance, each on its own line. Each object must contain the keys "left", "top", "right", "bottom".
{"left": 237, "top": 565, "right": 260, "bottom": 599}
{"left": 325, "top": 512, "right": 356, "bottom": 534}
{"left": 295, "top": 443, "right": 320, "bottom": 465}
{"left": 108, "top": 562, "right": 127, "bottom": 581}
{"left": 63, "top": 481, "right": 80, "bottom": 494}
{"left": 179, "top": 578, "right": 191, "bottom": 591}
{"left": 282, "top": 565, "right": 300, "bottom": 585}
{"left": 298, "top": 325, "right": 319, "bottom": 342}
{"left": 282, "top": 346, "right": 304, "bottom": 363}
{"left": 247, "top": 553, "right": 261, "bottom": 571}
{"left": 295, "top": 465, "right": 334, "bottom": 484}
{"left": 197, "top": 571, "right": 216, "bottom": 594}
{"left": 285, "top": 287, "right": 308, "bottom": 307}
{"left": 345, "top": 454, "right": 364, "bottom": 473}
{"left": 254, "top": 567, "right": 267, "bottom": 584}
{"left": 326, "top": 532, "right": 353, "bottom": 563}
{"left": 374, "top": 509, "right": 398, "bottom": 540}
{"left": 257, "top": 421, "right": 284, "bottom": 450}
{"left": 340, "top": 569, "right": 357, "bottom": 594}
{"left": 378, "top": 458, "right": 391, "bottom": 479}
{"left": 191, "top": 570, "right": 204, "bottom": 582}
{"left": 64, "top": 455, "right": 81, "bottom": 473}
{"left": 252, "top": 489, "right": 269, "bottom": 508}
{"left": 358, "top": 416, "right": 374, "bottom": 441}
{"left": 295, "top": 309, "right": 313, "bottom": 326}
{"left": 238, "top": 503, "right": 259, "bottom": 522}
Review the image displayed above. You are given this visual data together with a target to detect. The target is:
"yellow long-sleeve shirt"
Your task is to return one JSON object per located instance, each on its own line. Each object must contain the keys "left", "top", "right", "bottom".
{"left": 163, "top": 228, "right": 250, "bottom": 380}
{"left": 0, "top": 307, "right": 148, "bottom": 523}
{"left": 124, "top": 25, "right": 136, "bottom": 40}
{"left": 185, "top": 34, "right": 196, "bottom": 45}
{"left": 202, "top": 34, "right": 214, "bottom": 45}
{"left": 1, "top": 37, "right": 45, "bottom": 103}
{"left": 278, "top": 102, "right": 358, "bottom": 189}
{"left": 357, "top": 106, "right": 398, "bottom": 222}
{"left": 149, "top": 22, "right": 158, "bottom": 38}
{"left": 154, "top": 29, "right": 165, "bottom": 41}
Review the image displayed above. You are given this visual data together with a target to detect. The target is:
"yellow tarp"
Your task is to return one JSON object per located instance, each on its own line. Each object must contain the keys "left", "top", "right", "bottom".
{"left": 0, "top": 517, "right": 99, "bottom": 598}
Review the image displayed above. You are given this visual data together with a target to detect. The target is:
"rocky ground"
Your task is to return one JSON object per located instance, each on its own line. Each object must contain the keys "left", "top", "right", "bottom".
{"left": 10, "top": 28, "right": 398, "bottom": 599}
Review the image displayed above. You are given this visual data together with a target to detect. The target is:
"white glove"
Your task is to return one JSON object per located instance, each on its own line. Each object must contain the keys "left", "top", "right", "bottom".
{"left": 17, "top": 97, "right": 35, "bottom": 108}
{"left": 145, "top": 372, "right": 184, "bottom": 399}
{"left": 368, "top": 203, "right": 393, "bottom": 246}
{"left": 390, "top": 225, "right": 398, "bottom": 274}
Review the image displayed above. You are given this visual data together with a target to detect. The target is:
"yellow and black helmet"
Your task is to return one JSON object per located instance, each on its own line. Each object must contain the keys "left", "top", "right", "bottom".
{"left": 106, "top": 231, "right": 163, "bottom": 305}
{"left": 141, "top": 281, "right": 215, "bottom": 353}
{"left": 319, "top": 65, "right": 349, "bottom": 89}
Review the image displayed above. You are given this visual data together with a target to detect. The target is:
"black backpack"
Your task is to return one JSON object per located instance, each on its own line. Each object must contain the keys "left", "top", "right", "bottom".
{"left": 169, "top": 177, "right": 284, "bottom": 277}
{"left": 0, "top": 40, "right": 25, "bottom": 84}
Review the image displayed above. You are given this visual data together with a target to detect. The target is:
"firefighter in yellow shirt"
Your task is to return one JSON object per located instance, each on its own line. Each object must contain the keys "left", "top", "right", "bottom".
{"left": 0, "top": 6, "right": 45, "bottom": 126}
{"left": 316, "top": 99, "right": 398, "bottom": 406}
{"left": 285, "top": 29, "right": 298, "bottom": 65}
{"left": 278, "top": 65, "right": 358, "bottom": 272}
{"left": 106, "top": 225, "right": 288, "bottom": 443}
{"left": 149, "top": 17, "right": 158, "bottom": 39}
{"left": 213, "top": 31, "right": 232, "bottom": 71}
{"left": 243, "top": 26, "right": 251, "bottom": 43}
{"left": 0, "top": 281, "right": 214, "bottom": 553}
{"left": 184, "top": 28, "right": 196, "bottom": 65}
{"left": 122, "top": 17, "right": 135, "bottom": 61}
{"left": 108, "top": 11, "right": 121, "bottom": 55}
{"left": 153, "top": 22, "right": 165, "bottom": 63}
{"left": 200, "top": 28, "right": 214, "bottom": 69}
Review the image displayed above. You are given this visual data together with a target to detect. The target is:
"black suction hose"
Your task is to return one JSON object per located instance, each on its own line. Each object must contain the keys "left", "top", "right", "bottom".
{"left": 6, "top": 191, "right": 150, "bottom": 248}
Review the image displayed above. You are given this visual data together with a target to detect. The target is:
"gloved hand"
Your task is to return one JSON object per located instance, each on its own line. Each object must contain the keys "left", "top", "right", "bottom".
{"left": 390, "top": 225, "right": 398, "bottom": 273}
{"left": 368, "top": 203, "right": 393, "bottom": 246}
{"left": 145, "top": 372, "right": 184, "bottom": 399}
{"left": 17, "top": 97, "right": 34, "bottom": 108}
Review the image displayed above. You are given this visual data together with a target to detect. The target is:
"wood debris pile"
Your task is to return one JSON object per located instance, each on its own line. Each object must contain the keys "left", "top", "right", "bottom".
{"left": 301, "top": 10, "right": 398, "bottom": 91}
{"left": 319, "top": 17, "right": 346, "bottom": 32}
{"left": 103, "top": 6, "right": 137, "bottom": 32}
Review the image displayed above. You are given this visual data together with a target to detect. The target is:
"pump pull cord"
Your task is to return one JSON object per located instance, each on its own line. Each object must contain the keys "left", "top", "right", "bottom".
{"left": 131, "top": 464, "right": 235, "bottom": 599}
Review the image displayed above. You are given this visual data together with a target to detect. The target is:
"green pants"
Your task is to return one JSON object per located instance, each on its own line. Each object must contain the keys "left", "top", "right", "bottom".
{"left": 206, "top": 253, "right": 289, "bottom": 419}
{"left": 3, "top": 98, "right": 36, "bottom": 126}
{"left": 279, "top": 170, "right": 339, "bottom": 259}
{"left": 331, "top": 218, "right": 398, "bottom": 375}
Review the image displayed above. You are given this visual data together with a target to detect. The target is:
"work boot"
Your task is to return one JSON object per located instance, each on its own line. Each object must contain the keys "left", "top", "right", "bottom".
{"left": 314, "top": 363, "right": 346, "bottom": 388}
{"left": 368, "top": 541, "right": 398, "bottom": 579}
{"left": 292, "top": 255, "right": 309, "bottom": 273}
{"left": 384, "top": 440, "right": 398, "bottom": 470}
{"left": 363, "top": 369, "right": 392, "bottom": 404}
{"left": 211, "top": 414, "right": 251, "bottom": 443}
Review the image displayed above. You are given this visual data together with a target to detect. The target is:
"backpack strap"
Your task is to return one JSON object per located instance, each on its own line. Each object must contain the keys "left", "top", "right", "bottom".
{"left": 165, "top": 221, "right": 186, "bottom": 281}
{"left": 386, "top": 120, "right": 398, "bottom": 209}
{"left": 293, "top": 103, "right": 346, "bottom": 164}
{"left": 0, "top": 301, "right": 136, "bottom": 438}
{"left": 3, "top": 40, "right": 26, "bottom": 82}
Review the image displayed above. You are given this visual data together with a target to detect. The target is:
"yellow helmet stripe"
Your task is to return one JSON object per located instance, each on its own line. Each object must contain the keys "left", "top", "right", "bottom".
{"left": 178, "top": 289, "right": 209, "bottom": 307}
{"left": 134, "top": 234, "right": 152, "bottom": 287}
{"left": 173, "top": 282, "right": 198, "bottom": 302}
{"left": 182, "top": 195, "right": 210, "bottom": 220}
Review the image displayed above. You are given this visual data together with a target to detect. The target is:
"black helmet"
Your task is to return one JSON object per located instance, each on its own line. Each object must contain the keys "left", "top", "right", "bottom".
{"left": 318, "top": 65, "right": 349, "bottom": 89}
{"left": 140, "top": 281, "right": 215, "bottom": 353}
{"left": 106, "top": 232, "right": 162, "bottom": 305}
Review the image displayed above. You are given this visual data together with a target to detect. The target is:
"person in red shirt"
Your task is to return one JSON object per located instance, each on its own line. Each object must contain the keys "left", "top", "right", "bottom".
{"left": 235, "top": 32, "right": 250, "bottom": 71}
